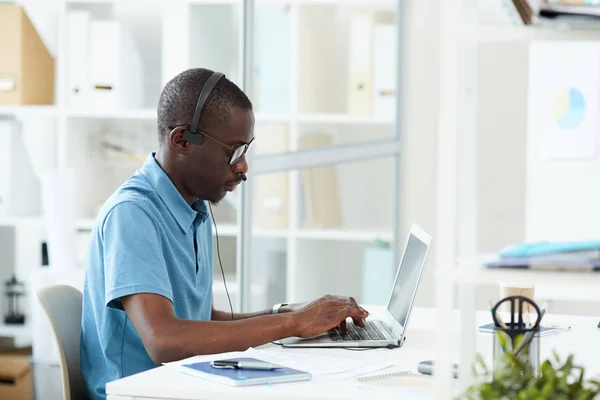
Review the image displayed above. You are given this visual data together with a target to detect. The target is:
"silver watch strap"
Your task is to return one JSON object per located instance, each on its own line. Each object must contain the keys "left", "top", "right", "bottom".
{"left": 272, "top": 303, "right": 288, "bottom": 314}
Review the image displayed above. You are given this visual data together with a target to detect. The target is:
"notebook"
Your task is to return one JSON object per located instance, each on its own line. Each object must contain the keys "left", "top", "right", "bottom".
{"left": 180, "top": 357, "right": 312, "bottom": 387}
{"left": 355, "top": 370, "right": 434, "bottom": 389}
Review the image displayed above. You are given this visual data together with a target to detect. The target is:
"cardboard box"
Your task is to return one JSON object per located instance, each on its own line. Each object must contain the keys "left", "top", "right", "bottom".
{"left": 0, "top": 353, "right": 33, "bottom": 400}
{"left": 0, "top": 4, "right": 55, "bottom": 105}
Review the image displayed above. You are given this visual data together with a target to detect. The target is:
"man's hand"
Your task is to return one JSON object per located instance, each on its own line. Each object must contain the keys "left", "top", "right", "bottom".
{"left": 291, "top": 295, "right": 369, "bottom": 338}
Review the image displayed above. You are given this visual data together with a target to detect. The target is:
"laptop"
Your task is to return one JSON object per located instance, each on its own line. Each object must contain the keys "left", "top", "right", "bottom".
{"left": 281, "top": 223, "right": 432, "bottom": 349}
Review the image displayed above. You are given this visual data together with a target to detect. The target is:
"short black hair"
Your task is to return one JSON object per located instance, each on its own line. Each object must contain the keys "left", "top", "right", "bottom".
{"left": 157, "top": 68, "right": 252, "bottom": 145}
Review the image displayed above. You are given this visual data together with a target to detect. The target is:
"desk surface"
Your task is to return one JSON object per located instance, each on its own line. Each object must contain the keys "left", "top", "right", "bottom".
{"left": 106, "top": 306, "right": 600, "bottom": 400}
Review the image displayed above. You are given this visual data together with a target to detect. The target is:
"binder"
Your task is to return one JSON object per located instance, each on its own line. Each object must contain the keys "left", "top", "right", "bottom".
{"left": 67, "top": 10, "right": 91, "bottom": 106}
{"left": 298, "top": 133, "right": 342, "bottom": 229}
{"left": 347, "top": 11, "right": 373, "bottom": 115}
{"left": 89, "top": 20, "right": 143, "bottom": 109}
{"left": 253, "top": 124, "right": 289, "bottom": 229}
{"left": 372, "top": 24, "right": 397, "bottom": 119}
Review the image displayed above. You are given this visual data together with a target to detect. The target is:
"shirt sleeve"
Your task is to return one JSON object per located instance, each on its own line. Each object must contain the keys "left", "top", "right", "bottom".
{"left": 102, "top": 200, "right": 173, "bottom": 310}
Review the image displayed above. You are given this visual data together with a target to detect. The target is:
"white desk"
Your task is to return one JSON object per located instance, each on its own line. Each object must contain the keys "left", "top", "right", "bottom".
{"left": 106, "top": 307, "right": 600, "bottom": 400}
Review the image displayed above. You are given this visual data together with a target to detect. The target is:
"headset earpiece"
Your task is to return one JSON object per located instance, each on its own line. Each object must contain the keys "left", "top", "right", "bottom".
{"left": 181, "top": 128, "right": 204, "bottom": 145}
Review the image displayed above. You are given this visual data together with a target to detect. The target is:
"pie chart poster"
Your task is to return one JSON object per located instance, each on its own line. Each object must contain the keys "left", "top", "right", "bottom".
{"left": 528, "top": 41, "right": 599, "bottom": 160}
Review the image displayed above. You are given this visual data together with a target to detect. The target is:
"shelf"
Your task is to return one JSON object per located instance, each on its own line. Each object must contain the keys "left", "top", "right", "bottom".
{"left": 214, "top": 224, "right": 392, "bottom": 242}
{"left": 65, "top": 108, "right": 156, "bottom": 120}
{"left": 462, "top": 25, "right": 600, "bottom": 42}
{"left": 290, "top": 0, "right": 395, "bottom": 8}
{"left": 294, "top": 228, "right": 392, "bottom": 242}
{"left": 0, "top": 105, "right": 57, "bottom": 117}
{"left": 0, "top": 106, "right": 158, "bottom": 120}
{"left": 188, "top": 0, "right": 239, "bottom": 4}
{"left": 66, "top": 0, "right": 116, "bottom": 4}
{"left": 0, "top": 322, "right": 31, "bottom": 339}
{"left": 297, "top": 113, "right": 394, "bottom": 125}
{"left": 214, "top": 224, "right": 289, "bottom": 238}
{"left": 454, "top": 255, "right": 600, "bottom": 286}
{"left": 0, "top": 217, "right": 44, "bottom": 227}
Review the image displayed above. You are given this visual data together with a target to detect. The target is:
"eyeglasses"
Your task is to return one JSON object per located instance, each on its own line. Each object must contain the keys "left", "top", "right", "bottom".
{"left": 169, "top": 124, "right": 254, "bottom": 165}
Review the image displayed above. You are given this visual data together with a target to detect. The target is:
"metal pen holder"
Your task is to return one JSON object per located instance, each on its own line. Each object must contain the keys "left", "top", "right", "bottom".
{"left": 491, "top": 296, "right": 544, "bottom": 376}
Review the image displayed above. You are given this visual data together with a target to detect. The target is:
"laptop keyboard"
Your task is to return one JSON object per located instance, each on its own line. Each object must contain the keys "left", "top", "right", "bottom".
{"left": 327, "top": 320, "right": 386, "bottom": 341}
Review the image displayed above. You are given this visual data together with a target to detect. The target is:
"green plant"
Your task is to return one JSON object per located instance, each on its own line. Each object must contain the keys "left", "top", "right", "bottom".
{"left": 458, "top": 332, "right": 600, "bottom": 400}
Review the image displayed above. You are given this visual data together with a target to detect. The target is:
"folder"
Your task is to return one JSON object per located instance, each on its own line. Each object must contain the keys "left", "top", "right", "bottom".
{"left": 0, "top": 4, "right": 55, "bottom": 105}
{"left": 500, "top": 240, "right": 600, "bottom": 258}
{"left": 180, "top": 357, "right": 311, "bottom": 386}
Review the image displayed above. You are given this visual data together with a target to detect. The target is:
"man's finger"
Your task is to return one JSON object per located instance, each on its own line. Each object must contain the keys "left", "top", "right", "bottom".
{"left": 346, "top": 296, "right": 370, "bottom": 316}
{"left": 340, "top": 305, "right": 368, "bottom": 319}
{"left": 338, "top": 319, "right": 348, "bottom": 332}
{"left": 351, "top": 316, "right": 366, "bottom": 328}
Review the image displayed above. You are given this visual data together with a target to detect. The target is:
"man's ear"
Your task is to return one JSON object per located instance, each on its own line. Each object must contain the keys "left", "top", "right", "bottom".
{"left": 167, "top": 126, "right": 191, "bottom": 154}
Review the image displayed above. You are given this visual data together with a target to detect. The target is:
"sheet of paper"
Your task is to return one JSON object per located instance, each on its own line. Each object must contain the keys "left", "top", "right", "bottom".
{"left": 252, "top": 349, "right": 359, "bottom": 375}
{"left": 165, "top": 347, "right": 396, "bottom": 380}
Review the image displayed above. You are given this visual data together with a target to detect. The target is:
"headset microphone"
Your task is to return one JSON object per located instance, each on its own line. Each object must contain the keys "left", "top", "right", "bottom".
{"left": 238, "top": 173, "right": 247, "bottom": 182}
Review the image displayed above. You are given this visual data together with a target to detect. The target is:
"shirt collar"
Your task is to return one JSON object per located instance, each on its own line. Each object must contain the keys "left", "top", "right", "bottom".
{"left": 138, "top": 153, "right": 209, "bottom": 232}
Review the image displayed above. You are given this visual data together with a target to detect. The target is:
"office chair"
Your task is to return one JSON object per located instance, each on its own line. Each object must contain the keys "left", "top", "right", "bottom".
{"left": 36, "top": 284, "right": 87, "bottom": 400}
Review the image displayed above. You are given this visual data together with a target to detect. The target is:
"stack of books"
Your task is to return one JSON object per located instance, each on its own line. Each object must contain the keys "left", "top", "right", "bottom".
{"left": 507, "top": 0, "right": 600, "bottom": 27}
{"left": 484, "top": 240, "right": 600, "bottom": 271}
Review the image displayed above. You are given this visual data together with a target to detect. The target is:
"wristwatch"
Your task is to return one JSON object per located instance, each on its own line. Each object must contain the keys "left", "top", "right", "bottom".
{"left": 272, "top": 303, "right": 289, "bottom": 314}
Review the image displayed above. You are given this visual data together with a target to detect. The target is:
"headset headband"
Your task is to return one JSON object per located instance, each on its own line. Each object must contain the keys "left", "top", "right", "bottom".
{"left": 183, "top": 71, "right": 225, "bottom": 145}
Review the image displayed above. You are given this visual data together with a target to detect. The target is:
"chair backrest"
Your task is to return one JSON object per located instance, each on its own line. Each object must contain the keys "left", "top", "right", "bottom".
{"left": 36, "top": 284, "right": 86, "bottom": 400}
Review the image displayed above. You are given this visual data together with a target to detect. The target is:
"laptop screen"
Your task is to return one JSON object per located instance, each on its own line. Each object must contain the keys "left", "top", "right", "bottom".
{"left": 387, "top": 231, "right": 430, "bottom": 327}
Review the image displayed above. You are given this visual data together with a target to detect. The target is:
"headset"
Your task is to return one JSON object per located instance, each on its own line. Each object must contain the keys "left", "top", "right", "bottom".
{"left": 181, "top": 71, "right": 247, "bottom": 182}
{"left": 181, "top": 71, "right": 223, "bottom": 145}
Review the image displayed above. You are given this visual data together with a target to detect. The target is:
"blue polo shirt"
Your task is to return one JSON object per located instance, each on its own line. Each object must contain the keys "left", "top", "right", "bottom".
{"left": 80, "top": 153, "right": 213, "bottom": 400}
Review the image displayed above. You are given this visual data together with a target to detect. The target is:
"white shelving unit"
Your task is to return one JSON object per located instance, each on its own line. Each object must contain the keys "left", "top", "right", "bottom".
{"left": 433, "top": 2, "right": 600, "bottom": 398}
{"left": 1, "top": 0, "right": 401, "bottom": 346}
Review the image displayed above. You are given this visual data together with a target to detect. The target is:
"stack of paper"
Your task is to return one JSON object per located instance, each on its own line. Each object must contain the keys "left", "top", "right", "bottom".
{"left": 165, "top": 348, "right": 394, "bottom": 380}
{"left": 484, "top": 240, "right": 600, "bottom": 270}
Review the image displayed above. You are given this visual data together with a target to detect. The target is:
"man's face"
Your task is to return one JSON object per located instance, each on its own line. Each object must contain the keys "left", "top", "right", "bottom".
{"left": 184, "top": 108, "right": 254, "bottom": 204}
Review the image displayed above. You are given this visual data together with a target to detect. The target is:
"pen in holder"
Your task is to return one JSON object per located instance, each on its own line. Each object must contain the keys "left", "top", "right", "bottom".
{"left": 491, "top": 296, "right": 544, "bottom": 376}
